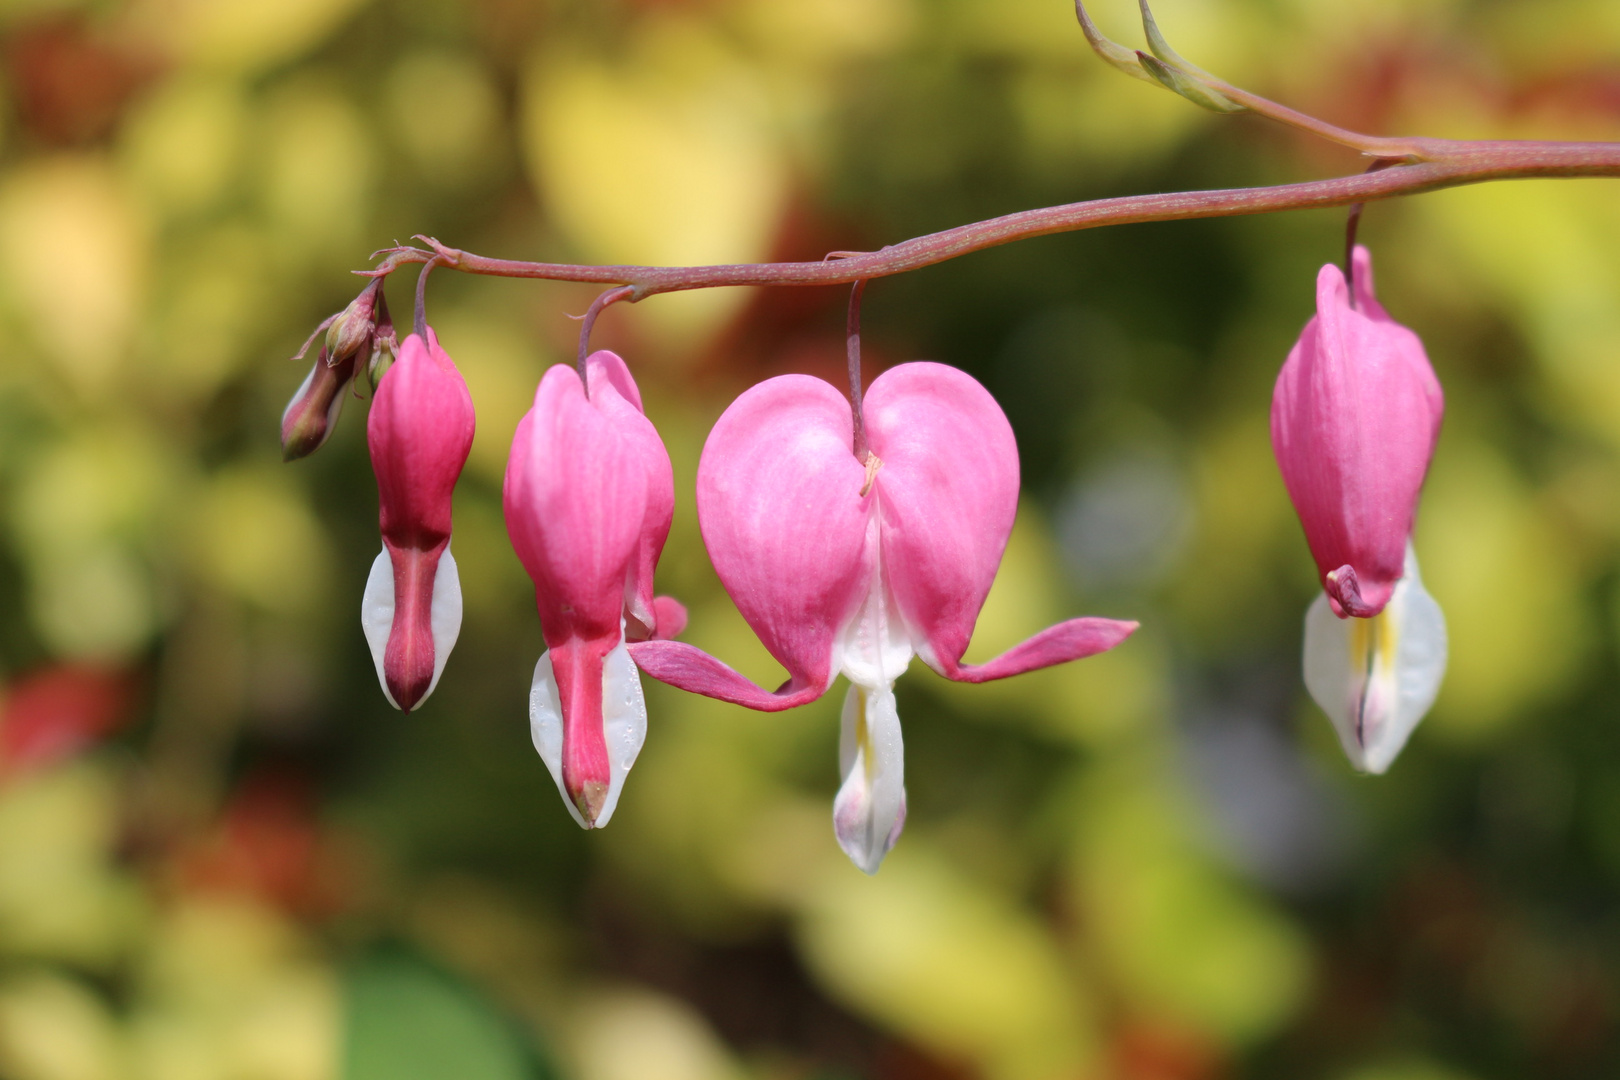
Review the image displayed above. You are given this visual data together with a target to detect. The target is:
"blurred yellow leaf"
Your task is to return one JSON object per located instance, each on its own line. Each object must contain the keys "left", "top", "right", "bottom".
{"left": 385, "top": 51, "right": 503, "bottom": 189}
{"left": 1420, "top": 439, "right": 1589, "bottom": 739}
{"left": 521, "top": 19, "right": 788, "bottom": 345}
{"left": 798, "top": 844, "right": 1098, "bottom": 1080}
{"left": 192, "top": 467, "right": 331, "bottom": 616}
{"left": 125, "top": 0, "right": 368, "bottom": 75}
{"left": 257, "top": 81, "right": 375, "bottom": 262}
{"left": 738, "top": 0, "right": 915, "bottom": 62}
{"left": 1071, "top": 758, "right": 1312, "bottom": 1045}
{"left": 120, "top": 76, "right": 247, "bottom": 218}
{"left": 0, "top": 763, "right": 148, "bottom": 968}
{"left": 1416, "top": 181, "right": 1620, "bottom": 444}
{"left": 430, "top": 311, "right": 550, "bottom": 485}
{"left": 0, "top": 157, "right": 147, "bottom": 396}
{"left": 132, "top": 898, "right": 337, "bottom": 1080}
{"left": 0, "top": 971, "right": 124, "bottom": 1080}
{"left": 569, "top": 989, "right": 743, "bottom": 1080}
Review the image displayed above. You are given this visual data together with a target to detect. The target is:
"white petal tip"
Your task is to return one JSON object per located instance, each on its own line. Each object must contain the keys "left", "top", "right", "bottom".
{"left": 834, "top": 682, "right": 907, "bottom": 874}
{"left": 529, "top": 637, "right": 648, "bottom": 831}
{"left": 360, "top": 546, "right": 464, "bottom": 711}
{"left": 1302, "top": 549, "right": 1446, "bottom": 775}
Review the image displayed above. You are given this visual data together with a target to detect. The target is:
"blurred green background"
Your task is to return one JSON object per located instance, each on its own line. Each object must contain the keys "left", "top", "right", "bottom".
{"left": 0, "top": 0, "right": 1618, "bottom": 1077}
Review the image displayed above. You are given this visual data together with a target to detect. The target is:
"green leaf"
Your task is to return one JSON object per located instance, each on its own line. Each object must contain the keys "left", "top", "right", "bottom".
{"left": 343, "top": 943, "right": 556, "bottom": 1080}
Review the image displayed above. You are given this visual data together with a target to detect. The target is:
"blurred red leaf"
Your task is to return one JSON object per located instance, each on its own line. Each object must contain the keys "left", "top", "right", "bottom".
{"left": 174, "top": 767, "right": 358, "bottom": 917}
{"left": 0, "top": 663, "right": 136, "bottom": 777}
{"left": 3, "top": 15, "right": 161, "bottom": 145}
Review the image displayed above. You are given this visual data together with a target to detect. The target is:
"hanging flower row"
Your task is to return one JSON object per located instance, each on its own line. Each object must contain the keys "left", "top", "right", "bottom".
{"left": 281, "top": 234, "right": 1448, "bottom": 874}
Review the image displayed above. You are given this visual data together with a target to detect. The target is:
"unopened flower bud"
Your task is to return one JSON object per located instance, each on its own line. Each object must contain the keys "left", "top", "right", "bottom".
{"left": 281, "top": 346, "right": 359, "bottom": 461}
{"left": 325, "top": 279, "right": 384, "bottom": 367}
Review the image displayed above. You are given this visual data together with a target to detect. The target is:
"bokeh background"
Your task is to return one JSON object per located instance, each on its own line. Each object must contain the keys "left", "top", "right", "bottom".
{"left": 0, "top": 0, "right": 1618, "bottom": 1077}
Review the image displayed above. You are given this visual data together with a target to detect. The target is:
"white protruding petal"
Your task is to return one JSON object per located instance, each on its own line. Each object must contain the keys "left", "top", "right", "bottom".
{"left": 359, "top": 546, "right": 464, "bottom": 711}
{"left": 528, "top": 634, "right": 648, "bottom": 830}
{"left": 425, "top": 547, "right": 463, "bottom": 703}
{"left": 1303, "top": 546, "right": 1447, "bottom": 774}
{"left": 360, "top": 548, "right": 398, "bottom": 709}
{"left": 831, "top": 522, "right": 915, "bottom": 691}
{"left": 833, "top": 681, "right": 907, "bottom": 874}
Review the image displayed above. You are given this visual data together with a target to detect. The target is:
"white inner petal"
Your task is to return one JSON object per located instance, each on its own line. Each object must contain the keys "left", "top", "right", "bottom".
{"left": 528, "top": 631, "right": 648, "bottom": 830}
{"left": 596, "top": 639, "right": 649, "bottom": 827}
{"left": 359, "top": 545, "right": 463, "bottom": 711}
{"left": 833, "top": 681, "right": 907, "bottom": 875}
{"left": 1303, "top": 545, "right": 1447, "bottom": 774}
{"left": 425, "top": 547, "right": 463, "bottom": 703}
{"left": 360, "top": 548, "right": 398, "bottom": 709}
{"left": 831, "top": 519, "right": 914, "bottom": 690}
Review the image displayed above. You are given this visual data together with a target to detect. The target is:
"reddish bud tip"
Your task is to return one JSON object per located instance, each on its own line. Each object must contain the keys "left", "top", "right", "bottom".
{"left": 1325, "top": 564, "right": 1383, "bottom": 619}
{"left": 571, "top": 780, "right": 609, "bottom": 828}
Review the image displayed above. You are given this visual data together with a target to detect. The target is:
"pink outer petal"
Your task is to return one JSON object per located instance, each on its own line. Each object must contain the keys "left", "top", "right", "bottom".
{"left": 586, "top": 351, "right": 674, "bottom": 641}
{"left": 693, "top": 374, "right": 874, "bottom": 697}
{"left": 367, "top": 329, "right": 475, "bottom": 712}
{"left": 1271, "top": 260, "right": 1442, "bottom": 617}
{"left": 862, "top": 362, "right": 1020, "bottom": 673}
{"left": 369, "top": 331, "right": 476, "bottom": 547}
{"left": 934, "top": 617, "right": 1138, "bottom": 682}
{"left": 503, "top": 364, "right": 649, "bottom": 644}
{"left": 627, "top": 640, "right": 825, "bottom": 711}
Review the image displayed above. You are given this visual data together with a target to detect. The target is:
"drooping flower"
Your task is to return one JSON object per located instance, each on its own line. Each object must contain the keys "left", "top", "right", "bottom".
{"left": 360, "top": 328, "right": 475, "bottom": 713}
{"left": 630, "top": 362, "right": 1137, "bottom": 873}
{"left": 1272, "top": 245, "right": 1447, "bottom": 773}
{"left": 503, "top": 351, "right": 686, "bottom": 829}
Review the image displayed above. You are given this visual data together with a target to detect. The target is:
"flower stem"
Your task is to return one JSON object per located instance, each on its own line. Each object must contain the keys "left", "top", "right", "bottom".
{"left": 574, "top": 286, "right": 636, "bottom": 384}
{"left": 847, "top": 279, "right": 869, "bottom": 461}
{"left": 379, "top": 145, "right": 1620, "bottom": 301}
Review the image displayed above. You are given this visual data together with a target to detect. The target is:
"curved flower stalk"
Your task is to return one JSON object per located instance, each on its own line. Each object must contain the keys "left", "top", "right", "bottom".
{"left": 1272, "top": 246, "right": 1447, "bottom": 773}
{"left": 361, "top": 328, "right": 476, "bottom": 713}
{"left": 503, "top": 351, "right": 686, "bottom": 830}
{"left": 631, "top": 362, "right": 1138, "bottom": 873}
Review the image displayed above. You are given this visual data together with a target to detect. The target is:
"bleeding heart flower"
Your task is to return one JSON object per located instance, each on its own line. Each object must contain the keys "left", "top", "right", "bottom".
{"left": 1272, "top": 246, "right": 1448, "bottom": 773}
{"left": 631, "top": 362, "right": 1137, "bottom": 873}
{"left": 360, "top": 328, "right": 476, "bottom": 713}
{"left": 503, "top": 351, "right": 686, "bottom": 829}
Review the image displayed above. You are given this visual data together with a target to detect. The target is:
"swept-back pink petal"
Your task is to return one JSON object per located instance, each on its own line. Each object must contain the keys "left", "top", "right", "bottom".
{"left": 934, "top": 617, "right": 1139, "bottom": 682}
{"left": 586, "top": 351, "right": 674, "bottom": 641}
{"left": 367, "top": 330, "right": 475, "bottom": 710}
{"left": 864, "top": 362, "right": 1019, "bottom": 671}
{"left": 627, "top": 639, "right": 827, "bottom": 711}
{"left": 693, "top": 374, "right": 874, "bottom": 698}
{"left": 1271, "top": 259, "right": 1442, "bottom": 618}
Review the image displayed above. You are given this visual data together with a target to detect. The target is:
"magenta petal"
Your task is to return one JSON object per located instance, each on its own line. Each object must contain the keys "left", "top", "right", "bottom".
{"left": 650, "top": 596, "right": 687, "bottom": 640}
{"left": 504, "top": 364, "right": 649, "bottom": 642}
{"left": 862, "top": 362, "right": 1020, "bottom": 673}
{"left": 1271, "top": 255, "right": 1442, "bottom": 617}
{"left": 695, "top": 374, "right": 874, "bottom": 696}
{"left": 586, "top": 351, "right": 674, "bottom": 639}
{"left": 934, "top": 617, "right": 1139, "bottom": 683}
{"left": 627, "top": 640, "right": 825, "bottom": 711}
